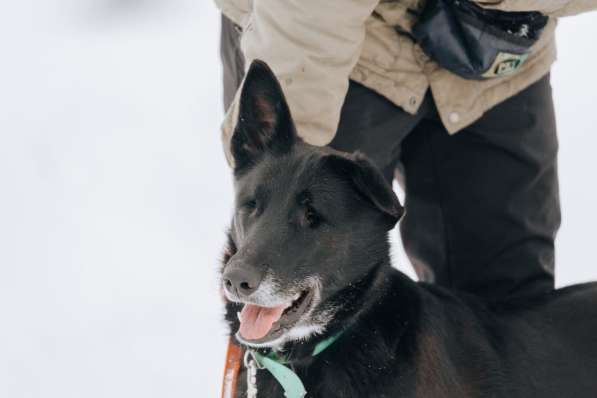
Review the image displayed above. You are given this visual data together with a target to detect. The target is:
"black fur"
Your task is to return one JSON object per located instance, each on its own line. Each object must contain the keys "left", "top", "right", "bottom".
{"left": 231, "top": 60, "right": 296, "bottom": 175}
{"left": 221, "top": 60, "right": 597, "bottom": 397}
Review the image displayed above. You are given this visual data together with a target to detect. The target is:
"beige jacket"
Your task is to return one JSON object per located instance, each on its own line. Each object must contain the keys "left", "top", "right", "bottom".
{"left": 215, "top": 0, "right": 597, "bottom": 161}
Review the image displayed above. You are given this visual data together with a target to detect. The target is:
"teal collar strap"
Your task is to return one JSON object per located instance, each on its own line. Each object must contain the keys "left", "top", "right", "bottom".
{"left": 246, "top": 330, "right": 346, "bottom": 398}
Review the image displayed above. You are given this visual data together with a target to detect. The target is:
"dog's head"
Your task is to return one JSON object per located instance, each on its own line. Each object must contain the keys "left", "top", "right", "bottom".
{"left": 221, "top": 60, "right": 403, "bottom": 348}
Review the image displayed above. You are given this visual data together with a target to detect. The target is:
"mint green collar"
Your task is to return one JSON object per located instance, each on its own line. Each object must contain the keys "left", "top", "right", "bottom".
{"left": 248, "top": 330, "right": 346, "bottom": 398}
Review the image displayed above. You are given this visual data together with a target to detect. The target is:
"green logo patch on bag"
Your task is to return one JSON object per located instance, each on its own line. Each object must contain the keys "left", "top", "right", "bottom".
{"left": 482, "top": 52, "right": 530, "bottom": 78}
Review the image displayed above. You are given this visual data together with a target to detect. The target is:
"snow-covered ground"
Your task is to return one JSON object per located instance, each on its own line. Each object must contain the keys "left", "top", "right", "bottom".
{"left": 0, "top": 1, "right": 595, "bottom": 397}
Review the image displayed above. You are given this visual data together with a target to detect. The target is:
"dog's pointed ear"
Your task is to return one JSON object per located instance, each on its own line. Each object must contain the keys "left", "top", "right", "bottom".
{"left": 231, "top": 60, "right": 296, "bottom": 172}
{"left": 324, "top": 152, "right": 404, "bottom": 229}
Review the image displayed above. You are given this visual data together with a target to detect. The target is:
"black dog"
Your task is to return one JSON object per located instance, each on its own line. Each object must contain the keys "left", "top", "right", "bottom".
{"left": 220, "top": 60, "right": 597, "bottom": 397}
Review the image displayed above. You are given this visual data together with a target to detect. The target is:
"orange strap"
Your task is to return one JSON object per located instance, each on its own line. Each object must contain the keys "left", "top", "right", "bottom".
{"left": 221, "top": 338, "right": 243, "bottom": 398}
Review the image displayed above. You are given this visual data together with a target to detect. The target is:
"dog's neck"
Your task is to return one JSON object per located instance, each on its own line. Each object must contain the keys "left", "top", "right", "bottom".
{"left": 275, "top": 257, "right": 420, "bottom": 367}
{"left": 245, "top": 261, "right": 423, "bottom": 398}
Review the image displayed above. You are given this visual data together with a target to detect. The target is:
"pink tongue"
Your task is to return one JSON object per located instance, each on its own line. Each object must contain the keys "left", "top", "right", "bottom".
{"left": 239, "top": 303, "right": 287, "bottom": 340}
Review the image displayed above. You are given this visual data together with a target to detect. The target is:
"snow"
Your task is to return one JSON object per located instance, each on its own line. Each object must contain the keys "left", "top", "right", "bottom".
{"left": 0, "top": 2, "right": 595, "bottom": 397}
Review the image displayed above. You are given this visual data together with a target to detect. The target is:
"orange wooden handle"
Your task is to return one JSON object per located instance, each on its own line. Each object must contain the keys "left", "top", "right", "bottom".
{"left": 221, "top": 337, "right": 243, "bottom": 398}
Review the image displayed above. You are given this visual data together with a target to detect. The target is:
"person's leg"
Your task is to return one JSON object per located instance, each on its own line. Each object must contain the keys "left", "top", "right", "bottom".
{"left": 400, "top": 75, "right": 560, "bottom": 301}
{"left": 220, "top": 14, "right": 245, "bottom": 110}
{"left": 330, "top": 82, "right": 431, "bottom": 181}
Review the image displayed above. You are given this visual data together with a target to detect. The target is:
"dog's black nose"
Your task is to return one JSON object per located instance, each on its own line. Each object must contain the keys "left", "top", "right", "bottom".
{"left": 222, "top": 267, "right": 262, "bottom": 297}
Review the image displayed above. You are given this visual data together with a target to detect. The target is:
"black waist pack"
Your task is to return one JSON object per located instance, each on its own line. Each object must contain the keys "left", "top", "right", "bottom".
{"left": 412, "top": 0, "right": 548, "bottom": 80}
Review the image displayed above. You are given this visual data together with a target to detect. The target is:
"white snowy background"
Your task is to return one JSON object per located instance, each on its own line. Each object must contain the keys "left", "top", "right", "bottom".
{"left": 0, "top": 1, "right": 595, "bottom": 397}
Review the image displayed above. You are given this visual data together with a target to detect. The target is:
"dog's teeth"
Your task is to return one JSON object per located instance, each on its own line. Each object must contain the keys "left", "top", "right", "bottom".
{"left": 237, "top": 311, "right": 242, "bottom": 321}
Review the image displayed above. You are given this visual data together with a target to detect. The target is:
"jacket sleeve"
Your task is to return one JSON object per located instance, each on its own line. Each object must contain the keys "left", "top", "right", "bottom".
{"left": 475, "top": 0, "right": 597, "bottom": 17}
{"left": 220, "top": 0, "right": 379, "bottom": 163}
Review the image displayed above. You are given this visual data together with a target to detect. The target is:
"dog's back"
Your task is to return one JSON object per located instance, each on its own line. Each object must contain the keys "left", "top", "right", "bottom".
{"left": 497, "top": 283, "right": 597, "bottom": 396}
{"left": 410, "top": 281, "right": 597, "bottom": 397}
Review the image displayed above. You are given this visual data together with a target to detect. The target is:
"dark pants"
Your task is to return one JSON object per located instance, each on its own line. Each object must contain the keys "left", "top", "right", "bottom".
{"left": 220, "top": 16, "right": 560, "bottom": 301}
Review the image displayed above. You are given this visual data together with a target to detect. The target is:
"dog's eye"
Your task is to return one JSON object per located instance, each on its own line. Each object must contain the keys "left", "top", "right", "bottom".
{"left": 305, "top": 206, "right": 322, "bottom": 228}
{"left": 242, "top": 199, "right": 258, "bottom": 214}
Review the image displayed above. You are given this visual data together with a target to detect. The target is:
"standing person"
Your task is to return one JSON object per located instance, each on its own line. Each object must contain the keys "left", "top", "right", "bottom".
{"left": 216, "top": 0, "right": 596, "bottom": 302}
